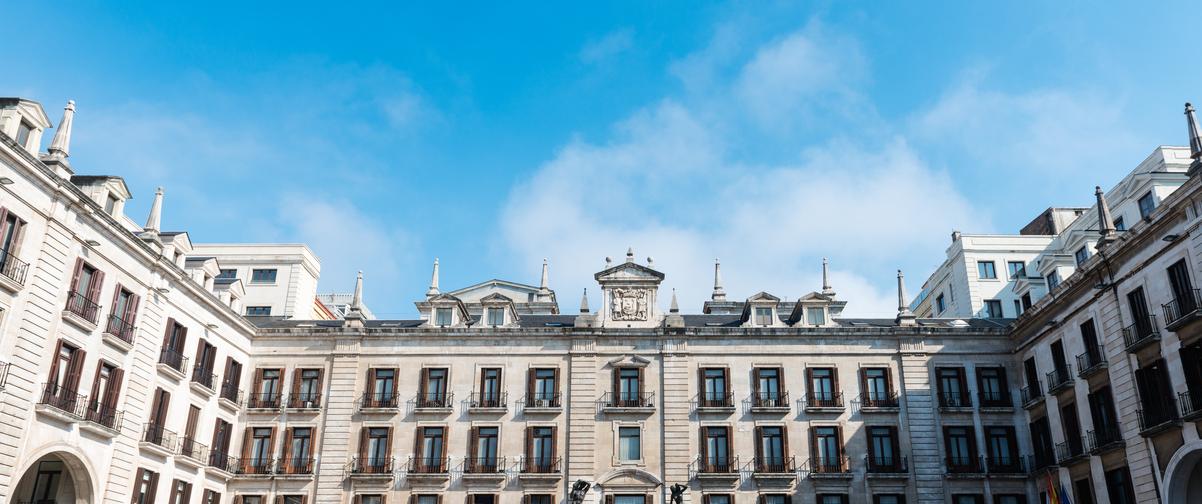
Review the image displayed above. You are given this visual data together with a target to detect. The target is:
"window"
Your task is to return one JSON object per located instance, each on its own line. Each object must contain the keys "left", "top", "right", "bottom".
{"left": 753, "top": 367, "right": 784, "bottom": 406}
{"left": 294, "top": 368, "right": 322, "bottom": 405}
{"left": 280, "top": 496, "right": 304, "bottom": 504}
{"left": 984, "top": 299, "right": 1003, "bottom": 318}
{"left": 420, "top": 368, "right": 449, "bottom": 406}
{"left": 416, "top": 426, "right": 445, "bottom": 469}
{"left": 807, "top": 367, "right": 837, "bottom": 405}
{"left": 107, "top": 285, "right": 139, "bottom": 339}
{"left": 994, "top": 496, "right": 1025, "bottom": 504}
{"left": 807, "top": 307, "right": 825, "bottom": 325}
{"left": 1104, "top": 466, "right": 1136, "bottom": 504}
{"left": 211, "top": 419, "right": 233, "bottom": 460}
{"left": 46, "top": 339, "right": 85, "bottom": 397}
{"left": 283, "top": 427, "right": 312, "bottom": 471}
{"left": 527, "top": 426, "right": 556, "bottom": 471}
{"left": 975, "top": 367, "right": 1009, "bottom": 406}
{"left": 1029, "top": 416, "right": 1055, "bottom": 468}
{"left": 221, "top": 357, "right": 243, "bottom": 402}
{"left": 0, "top": 207, "right": 27, "bottom": 265}
{"left": 1138, "top": 191, "right": 1155, "bottom": 219}
{"left": 1013, "top": 300, "right": 1022, "bottom": 316}
{"left": 417, "top": 496, "right": 440, "bottom": 504}
{"left": 478, "top": 368, "right": 502, "bottom": 407}
{"left": 1075, "top": 246, "right": 1091, "bottom": 266}
{"left": 1007, "top": 261, "right": 1026, "bottom": 279}
{"left": 615, "top": 367, "right": 643, "bottom": 405}
{"left": 486, "top": 307, "right": 504, "bottom": 326}
{"left": 618, "top": 426, "right": 641, "bottom": 462}
{"left": 754, "top": 306, "right": 774, "bottom": 325}
{"left": 469, "top": 496, "right": 496, "bottom": 504}
{"left": 1135, "top": 359, "right": 1176, "bottom": 428}
{"left": 935, "top": 293, "right": 945, "bottom": 313}
{"left": 363, "top": 426, "right": 391, "bottom": 466}
{"left": 434, "top": 307, "right": 452, "bottom": 326}
{"left": 249, "top": 427, "right": 274, "bottom": 464}
{"left": 15, "top": 120, "right": 33, "bottom": 148}
{"left": 952, "top": 496, "right": 983, "bottom": 504}
{"left": 242, "top": 497, "right": 264, "bottom": 504}
{"left": 705, "top": 495, "right": 731, "bottom": 504}
{"left": 861, "top": 368, "right": 892, "bottom": 405}
{"left": 359, "top": 497, "right": 384, "bottom": 504}
{"left": 1113, "top": 216, "right": 1125, "bottom": 231}
{"left": 1073, "top": 478, "right": 1094, "bottom": 504}
{"left": 527, "top": 496, "right": 554, "bottom": 504}
{"left": 984, "top": 426, "right": 1019, "bottom": 469}
{"left": 811, "top": 426, "right": 843, "bottom": 471}
{"left": 202, "top": 490, "right": 221, "bottom": 504}
{"left": 168, "top": 479, "right": 192, "bottom": 504}
{"left": 471, "top": 426, "right": 499, "bottom": 470}
{"left": 249, "top": 268, "right": 277, "bottom": 283}
{"left": 133, "top": 468, "right": 159, "bottom": 504}
{"left": 217, "top": 268, "right": 236, "bottom": 279}
{"left": 1126, "top": 286, "right": 1155, "bottom": 338}
{"left": 977, "top": 261, "right": 997, "bottom": 279}
{"left": 937, "top": 367, "right": 969, "bottom": 407}
{"left": 1088, "top": 386, "right": 1120, "bottom": 443}
{"left": 756, "top": 426, "right": 786, "bottom": 469}
{"left": 1047, "top": 271, "right": 1061, "bottom": 290}
{"left": 257, "top": 368, "right": 281, "bottom": 404}
{"left": 245, "top": 306, "right": 271, "bottom": 316}
{"left": 614, "top": 496, "right": 646, "bottom": 504}
{"left": 365, "top": 368, "right": 397, "bottom": 407}
{"left": 1167, "top": 258, "right": 1198, "bottom": 315}
{"left": 873, "top": 496, "right": 904, "bottom": 504}
{"left": 818, "top": 496, "right": 848, "bottom": 504}
{"left": 759, "top": 496, "right": 788, "bottom": 504}
{"left": 701, "top": 426, "right": 731, "bottom": 470}
{"left": 66, "top": 258, "right": 104, "bottom": 321}
{"left": 700, "top": 367, "right": 729, "bottom": 406}
{"left": 867, "top": 426, "right": 899, "bottom": 470}
{"left": 1021, "top": 293, "right": 1032, "bottom": 310}
{"left": 160, "top": 318, "right": 188, "bottom": 370}
{"left": 530, "top": 368, "right": 558, "bottom": 405}
{"left": 944, "top": 426, "right": 978, "bottom": 471}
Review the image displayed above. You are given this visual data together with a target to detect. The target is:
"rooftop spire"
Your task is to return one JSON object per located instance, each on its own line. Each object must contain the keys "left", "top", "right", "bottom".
{"left": 821, "top": 257, "right": 835, "bottom": 296}
{"left": 539, "top": 258, "right": 550, "bottom": 292}
{"left": 46, "top": 100, "right": 75, "bottom": 160}
{"left": 1187, "top": 102, "right": 1202, "bottom": 160}
{"left": 144, "top": 187, "right": 164, "bottom": 233}
{"left": 712, "top": 259, "right": 726, "bottom": 301}
{"left": 895, "top": 269, "right": 916, "bottom": 326}
{"left": 1096, "top": 185, "right": 1116, "bottom": 247}
{"left": 670, "top": 288, "right": 680, "bottom": 313}
{"left": 345, "top": 271, "right": 365, "bottom": 326}
{"left": 426, "top": 258, "right": 440, "bottom": 298}
{"left": 580, "top": 288, "right": 590, "bottom": 313}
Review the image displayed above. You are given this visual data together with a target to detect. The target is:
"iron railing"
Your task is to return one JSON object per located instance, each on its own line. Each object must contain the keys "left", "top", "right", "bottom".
{"left": 1180, "top": 391, "right": 1202, "bottom": 419}
{"left": 752, "top": 456, "right": 796, "bottom": 474}
{"left": 1137, "top": 406, "right": 1179, "bottom": 434}
{"left": 470, "top": 391, "right": 506, "bottom": 409}
{"left": 38, "top": 383, "right": 84, "bottom": 417}
{"left": 64, "top": 291, "right": 100, "bottom": 323}
{"left": 1086, "top": 426, "right": 1123, "bottom": 454}
{"left": 938, "top": 390, "right": 972, "bottom": 408}
{"left": 1020, "top": 383, "right": 1043, "bottom": 407}
{"left": 246, "top": 391, "right": 282, "bottom": 410}
{"left": 749, "top": 390, "right": 790, "bottom": 409}
{"left": 977, "top": 390, "right": 1012, "bottom": 408}
{"left": 191, "top": 364, "right": 216, "bottom": 389}
{"left": 860, "top": 391, "right": 900, "bottom": 408}
{"left": 1046, "top": 365, "right": 1074, "bottom": 393}
{"left": 1076, "top": 346, "right": 1107, "bottom": 377}
{"left": 693, "top": 456, "right": 738, "bottom": 474}
{"left": 208, "top": 453, "right": 236, "bottom": 472}
{"left": 1122, "top": 315, "right": 1160, "bottom": 352}
{"left": 866, "top": 454, "right": 907, "bottom": 473}
{"left": 601, "top": 391, "right": 655, "bottom": 408}
{"left": 463, "top": 456, "right": 505, "bottom": 474}
{"left": 413, "top": 391, "right": 453, "bottom": 409}
{"left": 82, "top": 401, "right": 122, "bottom": 430}
{"left": 0, "top": 248, "right": 29, "bottom": 286}
{"left": 276, "top": 456, "right": 315, "bottom": 475}
{"left": 804, "top": 392, "right": 844, "bottom": 409}
{"left": 520, "top": 456, "right": 561, "bottom": 474}
{"left": 103, "top": 314, "right": 136, "bottom": 344}
{"left": 235, "top": 457, "right": 274, "bottom": 475}
{"left": 945, "top": 455, "right": 984, "bottom": 474}
{"left": 348, "top": 456, "right": 393, "bottom": 475}
{"left": 697, "top": 392, "right": 734, "bottom": 408}
{"left": 360, "top": 391, "right": 399, "bottom": 409}
{"left": 177, "top": 437, "right": 209, "bottom": 461}
{"left": 287, "top": 392, "right": 322, "bottom": 409}
{"left": 805, "top": 455, "right": 849, "bottom": 475}
{"left": 1162, "top": 288, "right": 1201, "bottom": 327}
{"left": 523, "top": 392, "right": 561, "bottom": 409}
{"left": 1055, "top": 439, "right": 1086, "bottom": 463}
{"left": 219, "top": 382, "right": 242, "bottom": 404}
{"left": 158, "top": 348, "right": 188, "bottom": 374}
{"left": 407, "top": 456, "right": 448, "bottom": 474}
{"left": 141, "top": 423, "right": 177, "bottom": 450}
{"left": 986, "top": 455, "right": 1027, "bottom": 474}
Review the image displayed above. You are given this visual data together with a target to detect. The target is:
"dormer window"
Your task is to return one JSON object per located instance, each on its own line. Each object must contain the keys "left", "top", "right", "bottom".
{"left": 104, "top": 194, "right": 119, "bottom": 215}
{"left": 807, "top": 307, "right": 826, "bottom": 325}
{"left": 434, "top": 308, "right": 452, "bottom": 326}
{"left": 754, "top": 307, "right": 774, "bottom": 326}
{"left": 15, "top": 120, "right": 33, "bottom": 149}
{"left": 486, "top": 307, "right": 504, "bottom": 326}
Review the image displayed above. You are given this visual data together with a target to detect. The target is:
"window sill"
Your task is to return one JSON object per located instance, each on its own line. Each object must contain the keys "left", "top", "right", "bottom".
{"left": 61, "top": 310, "right": 98, "bottom": 333}
{"left": 190, "top": 381, "right": 215, "bottom": 398}
{"left": 78, "top": 419, "right": 120, "bottom": 439}
{"left": 101, "top": 332, "right": 134, "bottom": 353}
{"left": 156, "top": 363, "right": 186, "bottom": 382}
{"left": 218, "top": 397, "right": 240, "bottom": 412}
{"left": 138, "top": 440, "right": 174, "bottom": 458}
{"left": 175, "top": 452, "right": 207, "bottom": 470}
{"left": 0, "top": 274, "right": 24, "bottom": 294}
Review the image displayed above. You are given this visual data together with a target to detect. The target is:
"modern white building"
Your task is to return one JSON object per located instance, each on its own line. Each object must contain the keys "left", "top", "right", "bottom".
{"left": 191, "top": 244, "right": 325, "bottom": 319}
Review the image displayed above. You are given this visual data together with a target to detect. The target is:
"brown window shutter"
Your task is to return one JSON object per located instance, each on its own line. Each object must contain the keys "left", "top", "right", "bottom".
{"left": 275, "top": 496, "right": 284, "bottom": 504}
{"left": 436, "top": 495, "right": 443, "bottom": 504}
{"left": 353, "top": 496, "right": 361, "bottom": 504}
{"left": 381, "top": 495, "right": 387, "bottom": 504}
{"left": 408, "top": 494, "right": 416, "bottom": 504}
{"left": 271, "top": 427, "right": 284, "bottom": 462}
{"left": 522, "top": 495, "right": 530, "bottom": 504}
{"left": 46, "top": 339, "right": 64, "bottom": 386}
{"left": 65, "top": 348, "right": 86, "bottom": 393}
{"left": 241, "top": 427, "right": 253, "bottom": 459}
{"left": 753, "top": 426, "right": 764, "bottom": 459}
{"left": 146, "top": 471, "right": 159, "bottom": 503}
{"left": 414, "top": 427, "right": 425, "bottom": 460}
{"left": 637, "top": 366, "right": 645, "bottom": 396}
{"left": 611, "top": 367, "right": 620, "bottom": 397}
{"left": 251, "top": 369, "right": 264, "bottom": 396}
{"left": 465, "top": 494, "right": 473, "bottom": 504}
{"left": 106, "top": 367, "right": 124, "bottom": 411}
{"left": 756, "top": 495, "right": 765, "bottom": 504}
{"left": 550, "top": 426, "right": 558, "bottom": 460}
{"left": 527, "top": 368, "right": 536, "bottom": 399}
{"left": 234, "top": 496, "right": 243, "bottom": 504}
{"left": 185, "top": 405, "right": 200, "bottom": 440}
{"left": 858, "top": 368, "right": 868, "bottom": 399}
{"left": 291, "top": 368, "right": 302, "bottom": 399}
{"left": 126, "top": 292, "right": 141, "bottom": 326}
{"left": 88, "top": 362, "right": 104, "bottom": 401}
{"left": 703, "top": 495, "right": 711, "bottom": 504}
{"left": 805, "top": 368, "right": 813, "bottom": 399}
{"left": 385, "top": 426, "right": 394, "bottom": 459}
{"left": 301, "top": 496, "right": 308, "bottom": 504}
{"left": 604, "top": 496, "right": 614, "bottom": 504}
{"left": 314, "top": 368, "right": 325, "bottom": 399}
{"left": 698, "top": 426, "right": 708, "bottom": 462}
{"left": 68, "top": 258, "right": 83, "bottom": 295}
{"left": 551, "top": 368, "right": 560, "bottom": 396}
{"left": 646, "top": 493, "right": 653, "bottom": 504}
{"left": 195, "top": 339, "right": 206, "bottom": 369}
{"left": 831, "top": 368, "right": 840, "bottom": 399}
{"left": 418, "top": 368, "right": 429, "bottom": 400}
{"left": 357, "top": 426, "right": 369, "bottom": 461}
{"left": 182, "top": 482, "right": 192, "bottom": 503}
{"left": 697, "top": 367, "right": 705, "bottom": 396}
{"left": 781, "top": 425, "right": 790, "bottom": 459}
{"left": 469, "top": 427, "right": 480, "bottom": 460}
{"left": 109, "top": 283, "right": 123, "bottom": 319}
{"left": 835, "top": 425, "right": 845, "bottom": 461}
{"left": 148, "top": 389, "right": 163, "bottom": 425}
{"left": 890, "top": 426, "right": 901, "bottom": 460}
{"left": 751, "top": 368, "right": 760, "bottom": 397}
{"left": 391, "top": 368, "right": 399, "bottom": 396}
{"left": 177, "top": 325, "right": 188, "bottom": 353}
{"left": 885, "top": 367, "right": 894, "bottom": 396}
{"left": 525, "top": 426, "right": 534, "bottom": 462}
{"left": 161, "top": 318, "right": 175, "bottom": 349}
{"left": 131, "top": 468, "right": 144, "bottom": 504}
{"left": 87, "top": 269, "right": 104, "bottom": 304}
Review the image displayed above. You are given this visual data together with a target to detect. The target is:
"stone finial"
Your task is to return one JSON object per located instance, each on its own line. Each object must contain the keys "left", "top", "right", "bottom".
{"left": 626, "top": 247, "right": 635, "bottom": 263}
{"left": 539, "top": 258, "right": 550, "bottom": 292}
{"left": 895, "top": 269, "right": 917, "bottom": 326}
{"left": 46, "top": 100, "right": 76, "bottom": 160}
{"left": 647, "top": 257, "right": 654, "bottom": 267}
{"left": 580, "top": 288, "right": 590, "bottom": 314}
{"left": 345, "top": 271, "right": 366, "bottom": 326}
{"left": 821, "top": 257, "right": 835, "bottom": 296}
{"left": 1188, "top": 102, "right": 1202, "bottom": 160}
{"left": 605, "top": 256, "right": 613, "bottom": 267}
{"left": 1096, "top": 185, "right": 1117, "bottom": 247}
{"left": 144, "top": 187, "right": 164, "bottom": 233}
{"left": 712, "top": 258, "right": 726, "bottom": 301}
{"left": 426, "top": 258, "right": 440, "bottom": 298}
{"left": 670, "top": 288, "right": 680, "bottom": 313}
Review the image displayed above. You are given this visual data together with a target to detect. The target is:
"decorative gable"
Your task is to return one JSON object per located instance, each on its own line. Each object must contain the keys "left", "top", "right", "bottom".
{"left": 594, "top": 250, "right": 665, "bottom": 329}
{"left": 741, "top": 292, "right": 783, "bottom": 327}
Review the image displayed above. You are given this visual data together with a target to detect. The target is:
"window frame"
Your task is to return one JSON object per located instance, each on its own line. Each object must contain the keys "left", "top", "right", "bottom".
{"left": 977, "top": 261, "right": 997, "bottom": 280}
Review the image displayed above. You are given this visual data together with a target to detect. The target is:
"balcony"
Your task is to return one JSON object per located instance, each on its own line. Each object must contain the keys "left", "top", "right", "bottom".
{"left": 865, "top": 454, "right": 908, "bottom": 478}
{"left": 101, "top": 314, "right": 136, "bottom": 351}
{"left": 1086, "top": 426, "right": 1124, "bottom": 455}
{"left": 218, "top": 383, "right": 242, "bottom": 411}
{"left": 1045, "top": 365, "right": 1074, "bottom": 395}
{"left": 1029, "top": 452, "right": 1058, "bottom": 473}
{"left": 522, "top": 393, "right": 562, "bottom": 414}
{"left": 691, "top": 456, "right": 739, "bottom": 482}
{"left": 35, "top": 383, "right": 85, "bottom": 423}
{"left": 286, "top": 392, "right": 323, "bottom": 411}
{"left": 0, "top": 249, "right": 29, "bottom": 292}
{"left": 234, "top": 457, "right": 275, "bottom": 477}
{"left": 695, "top": 392, "right": 736, "bottom": 413}
{"left": 347, "top": 457, "right": 394, "bottom": 481}
{"left": 407, "top": 456, "right": 450, "bottom": 483}
{"left": 944, "top": 455, "right": 985, "bottom": 478}
{"left": 804, "top": 455, "right": 851, "bottom": 479}
{"left": 937, "top": 391, "right": 973, "bottom": 412}
{"left": 1076, "top": 346, "right": 1107, "bottom": 378}
{"left": 412, "top": 392, "right": 454, "bottom": 414}
{"left": 1137, "top": 406, "right": 1181, "bottom": 437}
{"left": 599, "top": 392, "right": 655, "bottom": 414}
{"left": 859, "top": 392, "right": 900, "bottom": 412}
{"left": 206, "top": 453, "right": 236, "bottom": 480}
{"left": 62, "top": 291, "right": 100, "bottom": 332}
{"left": 190, "top": 365, "right": 216, "bottom": 396}
{"left": 139, "top": 423, "right": 177, "bottom": 457}
{"left": 1162, "top": 289, "right": 1202, "bottom": 331}
{"left": 176, "top": 437, "right": 209, "bottom": 468}
{"left": 468, "top": 391, "right": 507, "bottom": 413}
{"left": 751, "top": 456, "right": 797, "bottom": 485}
{"left": 360, "top": 392, "right": 400, "bottom": 413}
{"left": 518, "top": 456, "right": 562, "bottom": 484}
{"left": 462, "top": 456, "right": 506, "bottom": 483}
{"left": 246, "top": 392, "right": 282, "bottom": 412}
{"left": 276, "top": 457, "right": 315, "bottom": 477}
{"left": 156, "top": 348, "right": 188, "bottom": 381}
{"left": 802, "top": 392, "right": 845, "bottom": 413}
{"left": 977, "top": 390, "right": 1013, "bottom": 411}
{"left": 1181, "top": 391, "right": 1202, "bottom": 422}
{"left": 79, "top": 402, "right": 123, "bottom": 438}
{"left": 746, "top": 391, "right": 790, "bottom": 414}
{"left": 1055, "top": 439, "right": 1087, "bottom": 465}
{"left": 986, "top": 455, "right": 1027, "bottom": 477}
{"left": 1021, "top": 383, "right": 1044, "bottom": 409}
{"left": 1122, "top": 315, "right": 1160, "bottom": 353}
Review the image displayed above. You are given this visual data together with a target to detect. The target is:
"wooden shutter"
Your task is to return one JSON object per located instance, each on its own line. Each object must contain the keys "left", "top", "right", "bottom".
{"left": 88, "top": 362, "right": 105, "bottom": 401}
{"left": 65, "top": 348, "right": 86, "bottom": 393}
{"left": 185, "top": 406, "right": 200, "bottom": 440}
{"left": 551, "top": 368, "right": 560, "bottom": 397}
{"left": 550, "top": 426, "right": 558, "bottom": 460}
{"left": 637, "top": 366, "right": 645, "bottom": 396}
{"left": 809, "top": 427, "right": 818, "bottom": 465}
{"left": 275, "top": 496, "right": 283, "bottom": 504}
{"left": 834, "top": 425, "right": 845, "bottom": 461}
{"left": 146, "top": 471, "right": 159, "bottom": 504}
{"left": 418, "top": 368, "right": 429, "bottom": 400}
{"left": 753, "top": 426, "right": 764, "bottom": 460}
{"left": 527, "top": 368, "right": 536, "bottom": 399}
{"left": 699, "top": 427, "right": 709, "bottom": 462}
{"left": 414, "top": 427, "right": 425, "bottom": 460}
{"left": 68, "top": 258, "right": 83, "bottom": 295}
{"left": 885, "top": 367, "right": 894, "bottom": 397}
{"left": 105, "top": 367, "right": 124, "bottom": 411}
{"left": 604, "top": 496, "right": 614, "bottom": 504}
{"left": 756, "top": 495, "right": 765, "bottom": 504}
{"left": 721, "top": 367, "right": 730, "bottom": 396}
{"left": 46, "top": 339, "right": 64, "bottom": 386}
{"left": 646, "top": 493, "right": 654, "bottom": 504}
{"left": 233, "top": 496, "right": 243, "bottom": 504}
{"left": 469, "top": 427, "right": 479, "bottom": 460}
{"left": 525, "top": 426, "right": 534, "bottom": 461}
{"left": 301, "top": 497, "right": 308, "bottom": 504}
{"left": 385, "top": 426, "right": 394, "bottom": 459}
{"left": 314, "top": 368, "right": 324, "bottom": 400}
{"left": 611, "top": 367, "right": 620, "bottom": 399}
{"left": 408, "top": 495, "right": 416, "bottom": 504}
{"left": 251, "top": 368, "right": 264, "bottom": 397}
{"left": 148, "top": 389, "right": 164, "bottom": 425}
{"left": 831, "top": 368, "right": 840, "bottom": 400}
{"left": 697, "top": 367, "right": 705, "bottom": 398}
{"left": 131, "top": 468, "right": 144, "bottom": 504}
{"left": 177, "top": 324, "right": 188, "bottom": 353}
{"left": 125, "top": 292, "right": 140, "bottom": 326}
{"left": 805, "top": 368, "right": 814, "bottom": 400}
{"left": 859, "top": 368, "right": 868, "bottom": 400}
{"left": 195, "top": 339, "right": 207, "bottom": 371}
{"left": 87, "top": 269, "right": 104, "bottom": 305}
{"left": 269, "top": 427, "right": 282, "bottom": 463}
{"left": 291, "top": 368, "right": 302, "bottom": 399}
{"left": 240, "top": 427, "right": 253, "bottom": 460}
{"left": 353, "top": 496, "right": 362, "bottom": 504}
{"left": 182, "top": 482, "right": 192, "bottom": 503}
{"left": 781, "top": 425, "right": 790, "bottom": 461}
{"left": 161, "top": 318, "right": 175, "bottom": 348}
{"left": 358, "top": 426, "right": 369, "bottom": 461}
{"left": 391, "top": 368, "right": 399, "bottom": 396}
{"left": 109, "top": 284, "right": 123, "bottom": 321}
{"left": 890, "top": 426, "right": 901, "bottom": 463}
{"left": 751, "top": 368, "right": 761, "bottom": 397}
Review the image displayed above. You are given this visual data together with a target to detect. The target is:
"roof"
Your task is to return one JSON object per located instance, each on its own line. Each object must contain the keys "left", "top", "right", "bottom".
{"left": 249, "top": 315, "right": 1011, "bottom": 331}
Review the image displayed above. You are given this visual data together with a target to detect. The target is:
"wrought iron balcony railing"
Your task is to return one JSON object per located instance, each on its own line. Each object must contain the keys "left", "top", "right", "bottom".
{"left": 219, "top": 382, "right": 242, "bottom": 404}
{"left": 64, "top": 291, "right": 100, "bottom": 323}
{"left": 697, "top": 392, "right": 734, "bottom": 409}
{"left": 944, "top": 455, "right": 984, "bottom": 474}
{"left": 523, "top": 392, "right": 561, "bottom": 409}
{"left": 177, "top": 437, "right": 209, "bottom": 461}
{"left": 82, "top": 401, "right": 122, "bottom": 430}
{"left": 1086, "top": 426, "right": 1123, "bottom": 454}
{"left": 1046, "top": 365, "right": 1074, "bottom": 393}
{"left": 860, "top": 391, "right": 900, "bottom": 408}
{"left": 804, "top": 455, "right": 849, "bottom": 475}
{"left": 407, "top": 456, "right": 448, "bottom": 474}
{"left": 141, "top": 423, "right": 177, "bottom": 450}
{"left": 977, "top": 390, "right": 1012, "bottom": 408}
{"left": 158, "top": 348, "right": 188, "bottom": 374}
{"left": 191, "top": 365, "right": 216, "bottom": 389}
{"left": 470, "top": 391, "right": 506, "bottom": 409}
{"left": 938, "top": 390, "right": 972, "bottom": 408}
{"left": 752, "top": 456, "right": 796, "bottom": 474}
{"left": 276, "top": 456, "right": 315, "bottom": 475}
{"left": 600, "top": 391, "right": 655, "bottom": 408}
{"left": 1122, "top": 315, "right": 1160, "bottom": 352}
{"left": 520, "top": 456, "right": 562, "bottom": 474}
{"left": 865, "top": 454, "right": 908, "bottom": 473}
{"left": 1162, "top": 288, "right": 1201, "bottom": 328}
{"left": 1021, "top": 383, "right": 1043, "bottom": 407}
{"left": 0, "top": 248, "right": 29, "bottom": 286}
{"left": 413, "top": 392, "right": 453, "bottom": 409}
{"left": 287, "top": 392, "right": 322, "bottom": 409}
{"left": 463, "top": 456, "right": 506, "bottom": 474}
{"left": 348, "top": 456, "right": 394, "bottom": 475}
{"left": 749, "top": 390, "right": 790, "bottom": 409}
{"left": 246, "top": 391, "right": 282, "bottom": 410}
{"left": 38, "top": 383, "right": 85, "bottom": 418}
{"left": 804, "top": 392, "right": 844, "bottom": 409}
{"left": 1076, "top": 346, "right": 1107, "bottom": 377}
{"left": 693, "top": 456, "right": 738, "bottom": 474}
{"left": 986, "top": 455, "right": 1027, "bottom": 475}
{"left": 103, "top": 314, "right": 136, "bottom": 344}
{"left": 360, "top": 391, "right": 399, "bottom": 409}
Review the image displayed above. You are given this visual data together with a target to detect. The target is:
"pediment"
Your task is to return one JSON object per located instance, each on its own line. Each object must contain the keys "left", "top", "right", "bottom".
{"left": 480, "top": 292, "right": 514, "bottom": 304}
{"left": 597, "top": 467, "right": 662, "bottom": 488}
{"left": 594, "top": 262, "right": 665, "bottom": 282}
{"left": 746, "top": 291, "right": 781, "bottom": 303}
{"left": 607, "top": 355, "right": 652, "bottom": 368}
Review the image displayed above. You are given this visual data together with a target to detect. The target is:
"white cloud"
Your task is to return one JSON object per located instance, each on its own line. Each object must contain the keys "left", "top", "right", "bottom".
{"left": 579, "top": 29, "right": 635, "bottom": 64}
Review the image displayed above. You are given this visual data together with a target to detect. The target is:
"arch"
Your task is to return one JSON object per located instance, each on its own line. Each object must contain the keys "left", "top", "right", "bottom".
{"left": 596, "top": 467, "right": 664, "bottom": 489}
{"left": 1163, "top": 440, "right": 1202, "bottom": 504}
{"left": 13, "top": 442, "right": 98, "bottom": 504}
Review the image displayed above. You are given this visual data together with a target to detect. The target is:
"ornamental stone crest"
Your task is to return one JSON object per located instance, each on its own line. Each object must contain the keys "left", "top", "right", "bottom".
{"left": 610, "top": 287, "right": 649, "bottom": 321}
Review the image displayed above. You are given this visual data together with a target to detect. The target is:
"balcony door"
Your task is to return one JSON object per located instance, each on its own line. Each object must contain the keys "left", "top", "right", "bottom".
{"left": 756, "top": 426, "right": 786, "bottom": 467}
{"left": 1168, "top": 259, "right": 1197, "bottom": 313}
{"left": 867, "top": 426, "right": 897, "bottom": 468}
{"left": 754, "top": 368, "right": 782, "bottom": 404}
{"left": 531, "top": 368, "right": 557, "bottom": 404}
{"left": 862, "top": 368, "right": 890, "bottom": 403}
{"left": 701, "top": 426, "right": 730, "bottom": 469}
{"left": 417, "top": 427, "right": 445, "bottom": 468}
{"left": 702, "top": 368, "right": 728, "bottom": 404}
{"left": 480, "top": 368, "right": 501, "bottom": 405}
{"left": 810, "top": 426, "right": 842, "bottom": 469}
{"left": 473, "top": 427, "right": 499, "bottom": 468}
{"left": 529, "top": 426, "right": 556, "bottom": 469}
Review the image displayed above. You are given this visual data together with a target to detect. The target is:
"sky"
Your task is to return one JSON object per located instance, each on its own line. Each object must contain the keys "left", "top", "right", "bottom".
{"left": 5, "top": 1, "right": 1201, "bottom": 318}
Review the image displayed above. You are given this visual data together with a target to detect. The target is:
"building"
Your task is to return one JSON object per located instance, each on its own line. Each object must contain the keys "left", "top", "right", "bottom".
{"left": 911, "top": 233, "right": 1055, "bottom": 319}
{"left": 316, "top": 292, "right": 376, "bottom": 321}
{"left": 3, "top": 92, "right": 1201, "bottom": 504}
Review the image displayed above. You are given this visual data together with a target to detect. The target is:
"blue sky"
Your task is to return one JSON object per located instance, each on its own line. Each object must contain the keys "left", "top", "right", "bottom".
{"left": 6, "top": 1, "right": 1201, "bottom": 317}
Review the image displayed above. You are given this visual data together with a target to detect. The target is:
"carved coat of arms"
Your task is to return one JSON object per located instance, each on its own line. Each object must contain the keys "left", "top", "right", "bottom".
{"left": 610, "top": 288, "right": 649, "bottom": 321}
